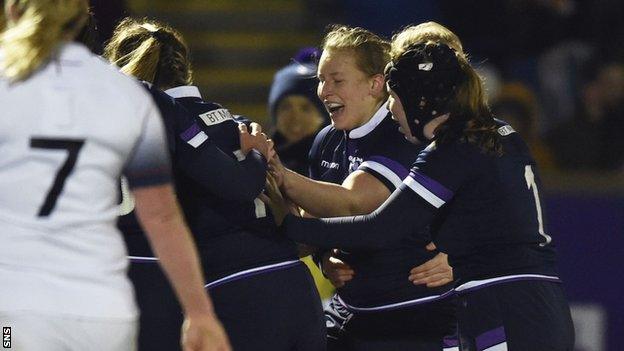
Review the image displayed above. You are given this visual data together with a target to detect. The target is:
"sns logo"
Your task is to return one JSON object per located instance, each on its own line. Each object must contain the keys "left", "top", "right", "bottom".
{"left": 3, "top": 327, "right": 10, "bottom": 348}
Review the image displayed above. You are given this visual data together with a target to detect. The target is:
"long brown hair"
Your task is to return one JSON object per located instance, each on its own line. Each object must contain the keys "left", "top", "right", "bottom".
{"left": 0, "top": 0, "right": 88, "bottom": 82}
{"left": 435, "top": 52, "right": 501, "bottom": 155}
{"left": 104, "top": 17, "right": 192, "bottom": 89}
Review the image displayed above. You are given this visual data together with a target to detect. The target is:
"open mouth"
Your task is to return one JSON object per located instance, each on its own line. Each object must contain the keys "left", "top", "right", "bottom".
{"left": 325, "top": 102, "right": 345, "bottom": 115}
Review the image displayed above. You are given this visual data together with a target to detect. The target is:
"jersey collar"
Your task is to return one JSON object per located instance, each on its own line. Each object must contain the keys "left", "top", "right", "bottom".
{"left": 165, "top": 85, "right": 202, "bottom": 99}
{"left": 348, "top": 101, "right": 390, "bottom": 139}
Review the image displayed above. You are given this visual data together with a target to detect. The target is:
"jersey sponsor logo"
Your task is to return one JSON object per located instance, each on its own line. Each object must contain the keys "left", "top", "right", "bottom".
{"left": 198, "top": 108, "right": 233, "bottom": 127}
{"left": 321, "top": 160, "right": 340, "bottom": 170}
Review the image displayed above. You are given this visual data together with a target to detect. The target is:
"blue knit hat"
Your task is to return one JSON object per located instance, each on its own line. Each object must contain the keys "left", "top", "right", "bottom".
{"left": 268, "top": 48, "right": 328, "bottom": 124}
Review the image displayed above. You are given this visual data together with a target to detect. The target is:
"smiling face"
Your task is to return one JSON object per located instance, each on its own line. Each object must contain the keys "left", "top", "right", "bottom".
{"left": 275, "top": 95, "right": 325, "bottom": 144}
{"left": 317, "top": 49, "right": 383, "bottom": 131}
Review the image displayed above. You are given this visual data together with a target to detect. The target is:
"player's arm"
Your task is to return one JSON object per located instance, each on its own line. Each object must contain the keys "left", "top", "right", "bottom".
{"left": 266, "top": 145, "right": 467, "bottom": 250}
{"left": 176, "top": 121, "right": 270, "bottom": 203}
{"left": 280, "top": 168, "right": 390, "bottom": 217}
{"left": 278, "top": 183, "right": 435, "bottom": 249}
{"left": 126, "top": 101, "right": 230, "bottom": 351}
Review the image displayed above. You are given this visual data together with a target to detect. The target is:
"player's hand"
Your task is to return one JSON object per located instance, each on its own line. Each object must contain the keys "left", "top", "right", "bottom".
{"left": 322, "top": 249, "right": 354, "bottom": 288}
{"left": 238, "top": 122, "right": 271, "bottom": 161}
{"left": 259, "top": 173, "right": 289, "bottom": 225}
{"left": 408, "top": 242, "right": 453, "bottom": 288}
{"left": 267, "top": 153, "right": 286, "bottom": 188}
{"left": 181, "top": 314, "right": 231, "bottom": 351}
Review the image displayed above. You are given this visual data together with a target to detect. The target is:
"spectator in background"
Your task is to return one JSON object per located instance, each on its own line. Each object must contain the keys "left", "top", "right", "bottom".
{"left": 491, "top": 82, "right": 556, "bottom": 170}
{"left": 268, "top": 48, "right": 335, "bottom": 304}
{"left": 268, "top": 47, "right": 329, "bottom": 175}
{"left": 547, "top": 62, "right": 624, "bottom": 171}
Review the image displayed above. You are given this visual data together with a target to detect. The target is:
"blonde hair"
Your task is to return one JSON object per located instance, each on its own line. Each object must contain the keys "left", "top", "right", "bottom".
{"left": 0, "top": 0, "right": 88, "bottom": 82}
{"left": 104, "top": 17, "right": 192, "bottom": 89}
{"left": 391, "top": 22, "right": 464, "bottom": 61}
{"left": 322, "top": 25, "right": 390, "bottom": 78}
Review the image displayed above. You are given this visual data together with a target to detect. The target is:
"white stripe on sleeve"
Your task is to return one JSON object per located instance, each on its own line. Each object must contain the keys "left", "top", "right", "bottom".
{"left": 403, "top": 176, "right": 445, "bottom": 208}
{"left": 360, "top": 161, "right": 402, "bottom": 188}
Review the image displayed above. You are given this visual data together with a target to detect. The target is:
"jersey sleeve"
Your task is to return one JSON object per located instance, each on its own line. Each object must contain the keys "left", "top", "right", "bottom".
{"left": 359, "top": 155, "right": 410, "bottom": 191}
{"left": 282, "top": 183, "right": 436, "bottom": 249}
{"left": 124, "top": 101, "right": 172, "bottom": 189}
{"left": 176, "top": 110, "right": 267, "bottom": 202}
{"left": 402, "top": 141, "right": 473, "bottom": 209}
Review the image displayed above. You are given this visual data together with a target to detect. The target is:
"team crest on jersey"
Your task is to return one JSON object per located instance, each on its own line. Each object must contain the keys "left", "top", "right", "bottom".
{"left": 348, "top": 155, "right": 363, "bottom": 173}
{"left": 199, "top": 108, "right": 233, "bottom": 127}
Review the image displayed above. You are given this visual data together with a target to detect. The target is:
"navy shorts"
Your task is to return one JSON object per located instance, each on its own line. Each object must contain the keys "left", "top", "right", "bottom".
{"left": 325, "top": 294, "right": 456, "bottom": 351}
{"left": 456, "top": 280, "right": 574, "bottom": 351}
{"left": 210, "top": 263, "right": 326, "bottom": 351}
{"left": 127, "top": 260, "right": 183, "bottom": 351}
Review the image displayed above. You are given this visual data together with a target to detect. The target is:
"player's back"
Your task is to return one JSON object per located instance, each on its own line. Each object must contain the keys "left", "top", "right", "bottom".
{"left": 0, "top": 42, "right": 160, "bottom": 319}
{"left": 166, "top": 88, "right": 298, "bottom": 281}
{"left": 431, "top": 122, "right": 557, "bottom": 283}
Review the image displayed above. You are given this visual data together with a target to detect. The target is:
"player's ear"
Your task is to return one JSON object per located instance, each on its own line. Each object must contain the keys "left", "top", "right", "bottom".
{"left": 370, "top": 73, "right": 385, "bottom": 96}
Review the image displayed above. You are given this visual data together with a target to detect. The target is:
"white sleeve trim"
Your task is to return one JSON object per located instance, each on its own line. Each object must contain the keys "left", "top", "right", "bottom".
{"left": 359, "top": 160, "right": 402, "bottom": 188}
{"left": 187, "top": 131, "right": 208, "bottom": 148}
{"left": 484, "top": 342, "right": 508, "bottom": 351}
{"left": 403, "top": 176, "right": 445, "bottom": 208}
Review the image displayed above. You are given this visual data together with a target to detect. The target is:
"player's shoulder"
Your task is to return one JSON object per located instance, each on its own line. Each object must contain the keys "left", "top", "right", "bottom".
{"left": 311, "top": 124, "right": 339, "bottom": 151}
{"left": 365, "top": 114, "right": 420, "bottom": 157}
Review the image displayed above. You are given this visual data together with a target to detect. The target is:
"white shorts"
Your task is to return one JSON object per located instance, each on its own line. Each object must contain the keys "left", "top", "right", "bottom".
{"left": 0, "top": 311, "right": 137, "bottom": 351}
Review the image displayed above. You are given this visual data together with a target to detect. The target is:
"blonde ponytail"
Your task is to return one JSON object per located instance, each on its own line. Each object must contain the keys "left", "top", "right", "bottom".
{"left": 0, "top": 0, "right": 88, "bottom": 82}
{"left": 113, "top": 36, "right": 162, "bottom": 84}
{"left": 104, "top": 18, "right": 193, "bottom": 90}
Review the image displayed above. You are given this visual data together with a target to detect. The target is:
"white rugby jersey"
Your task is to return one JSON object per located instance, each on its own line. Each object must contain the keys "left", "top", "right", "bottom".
{"left": 0, "top": 42, "right": 171, "bottom": 319}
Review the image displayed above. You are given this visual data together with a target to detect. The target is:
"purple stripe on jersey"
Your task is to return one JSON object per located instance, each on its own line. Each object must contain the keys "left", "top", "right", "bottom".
{"left": 205, "top": 261, "right": 301, "bottom": 290}
{"left": 180, "top": 123, "right": 202, "bottom": 142}
{"left": 367, "top": 155, "right": 409, "bottom": 179}
{"left": 408, "top": 171, "right": 454, "bottom": 202}
{"left": 443, "top": 335, "right": 459, "bottom": 348}
{"left": 476, "top": 326, "right": 506, "bottom": 351}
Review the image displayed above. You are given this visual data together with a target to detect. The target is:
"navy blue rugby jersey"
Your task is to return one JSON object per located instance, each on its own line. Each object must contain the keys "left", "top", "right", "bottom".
{"left": 405, "top": 120, "right": 558, "bottom": 285}
{"left": 165, "top": 86, "right": 298, "bottom": 279}
{"left": 309, "top": 103, "right": 453, "bottom": 308}
{"left": 122, "top": 85, "right": 297, "bottom": 281}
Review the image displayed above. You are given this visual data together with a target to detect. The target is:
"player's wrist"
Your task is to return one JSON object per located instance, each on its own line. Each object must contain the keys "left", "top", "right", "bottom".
{"left": 281, "top": 167, "right": 297, "bottom": 193}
